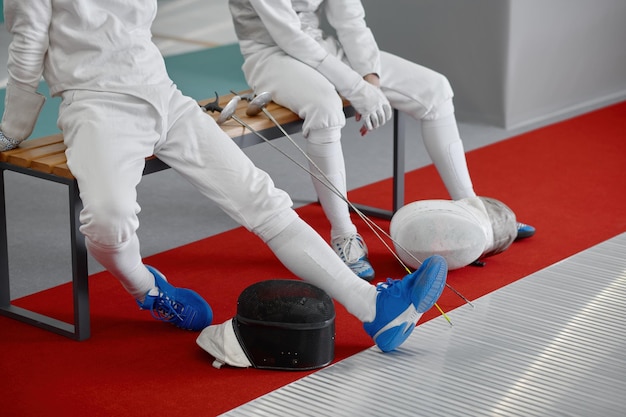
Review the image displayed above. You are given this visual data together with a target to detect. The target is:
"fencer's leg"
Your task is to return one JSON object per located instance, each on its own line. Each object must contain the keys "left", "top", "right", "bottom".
{"left": 60, "top": 89, "right": 212, "bottom": 330}
{"left": 242, "top": 54, "right": 374, "bottom": 278}
{"left": 265, "top": 217, "right": 448, "bottom": 352}
{"left": 421, "top": 98, "right": 476, "bottom": 200}
{"left": 377, "top": 51, "right": 475, "bottom": 200}
{"left": 85, "top": 236, "right": 213, "bottom": 331}
{"left": 85, "top": 235, "right": 155, "bottom": 300}
{"left": 265, "top": 217, "right": 378, "bottom": 323}
{"left": 87, "top": 233, "right": 215, "bottom": 330}
{"left": 243, "top": 52, "right": 349, "bottom": 231}
{"left": 306, "top": 130, "right": 375, "bottom": 280}
{"left": 59, "top": 90, "right": 157, "bottom": 300}
{"left": 306, "top": 127, "right": 356, "bottom": 238}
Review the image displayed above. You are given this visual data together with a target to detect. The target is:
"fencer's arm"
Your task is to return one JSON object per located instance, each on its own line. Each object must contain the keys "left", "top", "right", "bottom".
{"left": 317, "top": 54, "right": 391, "bottom": 131}
{"left": 324, "top": 0, "right": 381, "bottom": 78}
{"left": 0, "top": 0, "right": 50, "bottom": 149}
{"left": 363, "top": 73, "right": 381, "bottom": 87}
{"left": 246, "top": 0, "right": 364, "bottom": 92}
{"left": 247, "top": 0, "right": 391, "bottom": 131}
{"left": 4, "top": 0, "right": 50, "bottom": 91}
{"left": 247, "top": 0, "right": 328, "bottom": 67}
{"left": 0, "top": 84, "right": 46, "bottom": 151}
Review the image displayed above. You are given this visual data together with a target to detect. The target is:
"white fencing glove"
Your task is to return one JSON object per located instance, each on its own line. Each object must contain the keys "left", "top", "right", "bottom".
{"left": 316, "top": 54, "right": 392, "bottom": 131}
{"left": 0, "top": 131, "right": 22, "bottom": 152}
{"left": 0, "top": 83, "right": 46, "bottom": 150}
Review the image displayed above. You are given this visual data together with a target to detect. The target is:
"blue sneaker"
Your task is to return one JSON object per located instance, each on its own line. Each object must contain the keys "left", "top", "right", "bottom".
{"left": 516, "top": 222, "right": 536, "bottom": 240}
{"left": 137, "top": 266, "right": 213, "bottom": 331}
{"left": 331, "top": 233, "right": 375, "bottom": 281}
{"left": 363, "top": 255, "right": 447, "bottom": 352}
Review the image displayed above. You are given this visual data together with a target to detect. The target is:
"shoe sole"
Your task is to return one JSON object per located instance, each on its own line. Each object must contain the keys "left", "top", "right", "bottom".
{"left": 412, "top": 255, "right": 448, "bottom": 313}
{"left": 357, "top": 269, "right": 376, "bottom": 282}
{"left": 349, "top": 257, "right": 375, "bottom": 282}
{"left": 372, "top": 305, "right": 421, "bottom": 352}
{"left": 515, "top": 231, "right": 535, "bottom": 240}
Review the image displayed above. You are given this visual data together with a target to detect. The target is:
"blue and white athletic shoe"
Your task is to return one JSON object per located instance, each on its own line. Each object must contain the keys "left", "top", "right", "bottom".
{"left": 331, "top": 233, "right": 375, "bottom": 281}
{"left": 137, "top": 266, "right": 213, "bottom": 331}
{"left": 516, "top": 222, "right": 536, "bottom": 240}
{"left": 364, "top": 255, "right": 447, "bottom": 352}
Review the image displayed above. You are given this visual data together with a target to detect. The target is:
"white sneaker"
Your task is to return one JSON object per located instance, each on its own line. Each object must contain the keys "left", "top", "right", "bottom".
{"left": 331, "top": 233, "right": 375, "bottom": 281}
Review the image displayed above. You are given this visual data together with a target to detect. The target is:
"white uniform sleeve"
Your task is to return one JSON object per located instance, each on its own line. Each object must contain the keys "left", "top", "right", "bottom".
{"left": 1, "top": 0, "right": 49, "bottom": 142}
{"left": 248, "top": 0, "right": 328, "bottom": 66}
{"left": 248, "top": 0, "right": 390, "bottom": 129}
{"left": 248, "top": 0, "right": 367, "bottom": 95}
{"left": 324, "top": 0, "right": 381, "bottom": 77}
{"left": 5, "top": 0, "right": 51, "bottom": 92}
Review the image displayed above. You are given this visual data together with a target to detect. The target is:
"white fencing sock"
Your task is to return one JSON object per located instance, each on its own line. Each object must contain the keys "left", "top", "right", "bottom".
{"left": 85, "top": 234, "right": 155, "bottom": 300}
{"left": 421, "top": 100, "right": 476, "bottom": 200}
{"left": 265, "top": 218, "right": 377, "bottom": 322}
{"left": 306, "top": 128, "right": 357, "bottom": 239}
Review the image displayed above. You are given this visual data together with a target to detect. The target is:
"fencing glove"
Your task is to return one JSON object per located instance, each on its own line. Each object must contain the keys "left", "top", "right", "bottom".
{"left": 316, "top": 54, "right": 392, "bottom": 131}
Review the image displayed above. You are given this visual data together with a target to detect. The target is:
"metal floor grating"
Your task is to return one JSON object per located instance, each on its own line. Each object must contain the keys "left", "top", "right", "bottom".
{"left": 221, "top": 232, "right": 626, "bottom": 417}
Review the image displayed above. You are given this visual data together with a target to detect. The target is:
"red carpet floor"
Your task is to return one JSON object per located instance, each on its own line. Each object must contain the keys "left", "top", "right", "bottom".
{"left": 1, "top": 102, "right": 625, "bottom": 416}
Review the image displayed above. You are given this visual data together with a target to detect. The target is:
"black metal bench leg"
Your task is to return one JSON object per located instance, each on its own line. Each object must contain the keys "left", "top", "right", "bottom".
{"left": 0, "top": 169, "right": 10, "bottom": 308}
{"left": 392, "top": 109, "right": 406, "bottom": 213}
{"left": 0, "top": 168, "right": 90, "bottom": 340}
{"left": 351, "top": 109, "right": 405, "bottom": 220}
{"left": 69, "top": 179, "right": 90, "bottom": 340}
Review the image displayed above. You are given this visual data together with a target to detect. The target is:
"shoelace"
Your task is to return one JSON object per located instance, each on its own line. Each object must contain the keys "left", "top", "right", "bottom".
{"left": 377, "top": 278, "right": 402, "bottom": 297}
{"left": 152, "top": 292, "right": 184, "bottom": 323}
{"left": 336, "top": 235, "right": 367, "bottom": 264}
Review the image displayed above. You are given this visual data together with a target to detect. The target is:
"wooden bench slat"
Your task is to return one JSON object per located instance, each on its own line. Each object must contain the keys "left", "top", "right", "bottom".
{"left": 20, "top": 133, "right": 64, "bottom": 148}
{"left": 6, "top": 142, "right": 68, "bottom": 168}
{"left": 29, "top": 152, "right": 68, "bottom": 174}
{"left": 51, "top": 163, "right": 73, "bottom": 179}
{"left": 0, "top": 134, "right": 64, "bottom": 162}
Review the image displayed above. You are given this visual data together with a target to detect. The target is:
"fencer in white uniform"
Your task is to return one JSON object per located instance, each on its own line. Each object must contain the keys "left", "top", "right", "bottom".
{"left": 228, "top": 0, "right": 534, "bottom": 280}
{"left": 0, "top": 0, "right": 447, "bottom": 353}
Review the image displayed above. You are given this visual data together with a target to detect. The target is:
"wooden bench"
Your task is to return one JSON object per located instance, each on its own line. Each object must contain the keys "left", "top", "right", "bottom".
{"left": 0, "top": 92, "right": 406, "bottom": 340}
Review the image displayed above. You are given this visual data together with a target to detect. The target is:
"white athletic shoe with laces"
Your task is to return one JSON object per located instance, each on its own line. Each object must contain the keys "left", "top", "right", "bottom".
{"left": 331, "top": 233, "right": 375, "bottom": 281}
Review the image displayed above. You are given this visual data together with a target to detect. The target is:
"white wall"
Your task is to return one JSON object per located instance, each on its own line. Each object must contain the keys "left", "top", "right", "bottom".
{"left": 361, "top": 0, "right": 626, "bottom": 129}
{"left": 505, "top": 0, "right": 626, "bottom": 128}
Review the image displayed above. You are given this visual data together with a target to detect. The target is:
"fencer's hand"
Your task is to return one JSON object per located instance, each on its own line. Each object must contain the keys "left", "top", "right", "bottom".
{"left": 0, "top": 130, "right": 22, "bottom": 152}
{"left": 349, "top": 79, "right": 392, "bottom": 136}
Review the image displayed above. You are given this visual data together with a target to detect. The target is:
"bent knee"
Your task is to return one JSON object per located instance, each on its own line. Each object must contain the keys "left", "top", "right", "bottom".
{"left": 300, "top": 93, "right": 346, "bottom": 137}
{"left": 79, "top": 200, "right": 141, "bottom": 246}
{"left": 423, "top": 97, "right": 455, "bottom": 121}
{"left": 251, "top": 207, "right": 299, "bottom": 243}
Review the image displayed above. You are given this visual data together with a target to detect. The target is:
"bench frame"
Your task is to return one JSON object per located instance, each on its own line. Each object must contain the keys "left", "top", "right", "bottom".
{"left": 0, "top": 94, "right": 405, "bottom": 340}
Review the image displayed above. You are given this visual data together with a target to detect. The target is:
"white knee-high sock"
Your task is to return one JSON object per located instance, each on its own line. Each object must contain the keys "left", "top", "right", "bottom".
{"left": 85, "top": 234, "right": 155, "bottom": 300}
{"left": 265, "top": 218, "right": 377, "bottom": 322}
{"left": 306, "top": 129, "right": 356, "bottom": 239}
{"left": 421, "top": 106, "right": 476, "bottom": 200}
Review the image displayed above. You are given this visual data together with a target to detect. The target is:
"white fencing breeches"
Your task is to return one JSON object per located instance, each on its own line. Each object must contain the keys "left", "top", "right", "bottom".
{"left": 57, "top": 85, "right": 296, "bottom": 298}
{"left": 242, "top": 48, "right": 476, "bottom": 229}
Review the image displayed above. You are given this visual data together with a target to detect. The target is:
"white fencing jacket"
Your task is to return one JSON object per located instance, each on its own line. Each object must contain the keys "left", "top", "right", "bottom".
{"left": 2, "top": 0, "right": 170, "bottom": 141}
{"left": 229, "top": 0, "right": 380, "bottom": 78}
{"left": 5, "top": 0, "right": 169, "bottom": 96}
